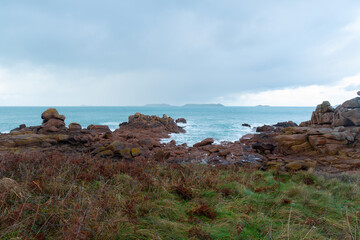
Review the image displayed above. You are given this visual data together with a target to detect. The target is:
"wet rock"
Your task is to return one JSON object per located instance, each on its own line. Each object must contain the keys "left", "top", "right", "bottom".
{"left": 273, "top": 121, "right": 298, "bottom": 128}
{"left": 256, "top": 125, "right": 275, "bottom": 133}
{"left": 176, "top": 118, "right": 187, "bottom": 124}
{"left": 193, "top": 138, "right": 214, "bottom": 147}
{"left": 242, "top": 123, "right": 251, "bottom": 127}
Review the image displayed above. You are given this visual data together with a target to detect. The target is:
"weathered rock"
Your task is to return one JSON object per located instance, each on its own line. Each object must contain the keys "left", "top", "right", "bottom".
{"left": 131, "top": 148, "right": 142, "bottom": 157}
{"left": 311, "top": 101, "right": 334, "bottom": 125}
{"left": 299, "top": 120, "right": 311, "bottom": 127}
{"left": 41, "top": 119, "right": 66, "bottom": 132}
{"left": 87, "top": 125, "right": 111, "bottom": 133}
{"left": 107, "top": 141, "right": 125, "bottom": 153}
{"left": 256, "top": 125, "right": 275, "bottom": 132}
{"left": 193, "top": 138, "right": 214, "bottom": 147}
{"left": 120, "top": 148, "right": 132, "bottom": 159}
{"left": 273, "top": 121, "right": 298, "bottom": 128}
{"left": 10, "top": 124, "right": 27, "bottom": 133}
{"left": 266, "top": 161, "right": 282, "bottom": 171}
{"left": 342, "top": 97, "right": 360, "bottom": 109}
{"left": 252, "top": 143, "right": 276, "bottom": 153}
{"left": 120, "top": 112, "right": 185, "bottom": 134}
{"left": 41, "top": 108, "right": 65, "bottom": 122}
{"left": 69, "top": 123, "right": 82, "bottom": 131}
{"left": 176, "top": 118, "right": 187, "bottom": 124}
{"left": 285, "top": 161, "right": 305, "bottom": 171}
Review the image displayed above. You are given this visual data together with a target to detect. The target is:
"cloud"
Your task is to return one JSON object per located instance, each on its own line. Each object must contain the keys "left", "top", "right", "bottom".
{"left": 218, "top": 74, "right": 360, "bottom": 106}
{"left": 1, "top": 1, "right": 360, "bottom": 106}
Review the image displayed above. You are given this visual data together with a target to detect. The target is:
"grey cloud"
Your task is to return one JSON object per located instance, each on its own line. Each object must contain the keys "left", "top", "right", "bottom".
{"left": 0, "top": 0, "right": 360, "bottom": 105}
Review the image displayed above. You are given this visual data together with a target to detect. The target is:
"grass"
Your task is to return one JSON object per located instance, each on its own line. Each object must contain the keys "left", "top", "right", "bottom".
{"left": 0, "top": 151, "right": 360, "bottom": 239}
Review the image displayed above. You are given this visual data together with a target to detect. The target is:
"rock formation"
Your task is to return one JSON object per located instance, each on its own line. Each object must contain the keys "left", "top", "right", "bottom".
{"left": 2, "top": 92, "right": 360, "bottom": 174}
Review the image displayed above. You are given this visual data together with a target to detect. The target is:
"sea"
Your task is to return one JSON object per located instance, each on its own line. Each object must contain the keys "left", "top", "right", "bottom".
{"left": 0, "top": 106, "right": 314, "bottom": 146}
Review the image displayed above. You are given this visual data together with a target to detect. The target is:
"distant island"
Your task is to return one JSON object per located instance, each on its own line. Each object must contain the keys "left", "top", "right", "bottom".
{"left": 182, "top": 104, "right": 225, "bottom": 107}
{"left": 255, "top": 105, "right": 270, "bottom": 107}
{"left": 144, "top": 103, "right": 225, "bottom": 107}
{"left": 144, "top": 104, "right": 175, "bottom": 107}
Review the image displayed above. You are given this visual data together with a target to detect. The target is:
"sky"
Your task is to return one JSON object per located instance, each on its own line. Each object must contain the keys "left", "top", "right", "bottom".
{"left": 0, "top": 0, "right": 360, "bottom": 106}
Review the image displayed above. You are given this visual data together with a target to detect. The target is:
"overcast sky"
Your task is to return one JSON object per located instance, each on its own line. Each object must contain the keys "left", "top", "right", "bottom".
{"left": 0, "top": 0, "right": 360, "bottom": 106}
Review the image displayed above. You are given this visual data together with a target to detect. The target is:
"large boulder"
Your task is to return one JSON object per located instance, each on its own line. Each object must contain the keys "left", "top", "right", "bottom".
{"left": 39, "top": 108, "right": 66, "bottom": 133}
{"left": 333, "top": 97, "right": 360, "bottom": 127}
{"left": 41, "top": 108, "right": 65, "bottom": 122}
{"left": 310, "top": 101, "right": 334, "bottom": 125}
{"left": 41, "top": 118, "right": 66, "bottom": 132}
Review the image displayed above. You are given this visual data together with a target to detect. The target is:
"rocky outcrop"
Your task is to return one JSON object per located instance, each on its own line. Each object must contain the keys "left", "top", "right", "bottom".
{"left": 332, "top": 97, "right": 360, "bottom": 127}
{"left": 119, "top": 113, "right": 185, "bottom": 134}
{"left": 273, "top": 121, "right": 298, "bottom": 128}
{"left": 176, "top": 118, "right": 187, "bottom": 124}
{"left": 3, "top": 92, "right": 360, "bottom": 174}
{"left": 304, "top": 95, "right": 360, "bottom": 127}
{"left": 310, "top": 101, "right": 334, "bottom": 126}
{"left": 40, "top": 108, "right": 67, "bottom": 133}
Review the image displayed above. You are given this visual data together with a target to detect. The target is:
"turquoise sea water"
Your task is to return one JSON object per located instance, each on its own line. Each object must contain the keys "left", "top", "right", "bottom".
{"left": 0, "top": 106, "right": 314, "bottom": 145}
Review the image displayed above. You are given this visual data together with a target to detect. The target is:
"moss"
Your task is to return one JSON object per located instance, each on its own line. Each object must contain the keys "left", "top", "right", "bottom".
{"left": 131, "top": 148, "right": 141, "bottom": 157}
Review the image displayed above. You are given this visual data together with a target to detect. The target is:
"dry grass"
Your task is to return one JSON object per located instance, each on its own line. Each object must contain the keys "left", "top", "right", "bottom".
{"left": 0, "top": 151, "right": 359, "bottom": 239}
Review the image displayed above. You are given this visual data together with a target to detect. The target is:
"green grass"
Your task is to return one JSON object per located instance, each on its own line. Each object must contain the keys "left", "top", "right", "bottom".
{"left": 0, "top": 152, "right": 360, "bottom": 239}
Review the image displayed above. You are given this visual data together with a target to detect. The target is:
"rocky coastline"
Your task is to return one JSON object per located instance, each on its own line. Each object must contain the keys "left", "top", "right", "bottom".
{"left": 1, "top": 93, "right": 360, "bottom": 173}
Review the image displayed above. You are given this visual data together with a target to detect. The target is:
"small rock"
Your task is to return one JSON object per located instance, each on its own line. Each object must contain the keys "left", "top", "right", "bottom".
{"left": 358, "top": 91, "right": 360, "bottom": 96}
{"left": 69, "top": 123, "right": 82, "bottom": 131}
{"left": 176, "top": 118, "right": 187, "bottom": 124}
{"left": 256, "top": 125, "right": 275, "bottom": 132}
{"left": 285, "top": 161, "right": 304, "bottom": 171}
{"left": 242, "top": 123, "right": 251, "bottom": 127}
{"left": 87, "top": 125, "right": 111, "bottom": 133}
{"left": 193, "top": 138, "right": 214, "bottom": 147}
